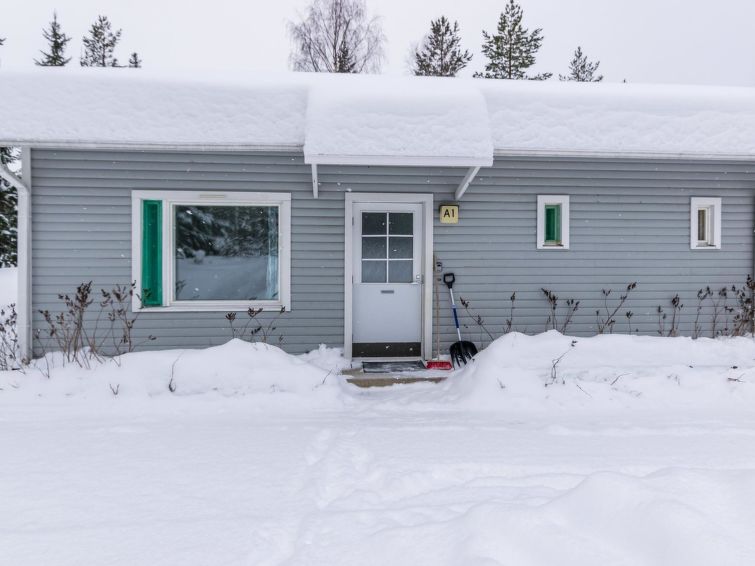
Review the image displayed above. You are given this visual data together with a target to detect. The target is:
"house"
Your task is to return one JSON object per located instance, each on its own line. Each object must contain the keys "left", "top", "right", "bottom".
{"left": 1, "top": 70, "right": 754, "bottom": 361}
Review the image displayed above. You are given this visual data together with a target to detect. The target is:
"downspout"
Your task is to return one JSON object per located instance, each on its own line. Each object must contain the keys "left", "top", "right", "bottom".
{"left": 0, "top": 149, "right": 31, "bottom": 361}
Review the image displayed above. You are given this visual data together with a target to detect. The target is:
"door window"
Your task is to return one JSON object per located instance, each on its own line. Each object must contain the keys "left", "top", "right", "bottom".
{"left": 361, "top": 212, "right": 414, "bottom": 283}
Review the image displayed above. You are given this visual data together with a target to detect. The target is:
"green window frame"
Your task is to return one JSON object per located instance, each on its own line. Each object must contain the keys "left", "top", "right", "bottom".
{"left": 141, "top": 200, "right": 163, "bottom": 307}
{"left": 544, "top": 204, "right": 562, "bottom": 245}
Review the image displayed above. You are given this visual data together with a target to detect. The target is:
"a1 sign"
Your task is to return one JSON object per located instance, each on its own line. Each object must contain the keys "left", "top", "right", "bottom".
{"left": 439, "top": 204, "right": 459, "bottom": 224}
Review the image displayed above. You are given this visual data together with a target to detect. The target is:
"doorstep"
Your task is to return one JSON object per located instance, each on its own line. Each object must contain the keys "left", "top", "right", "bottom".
{"left": 342, "top": 366, "right": 449, "bottom": 388}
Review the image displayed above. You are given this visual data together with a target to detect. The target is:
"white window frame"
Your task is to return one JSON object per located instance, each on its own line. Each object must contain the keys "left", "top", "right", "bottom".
{"left": 131, "top": 190, "right": 291, "bottom": 312}
{"left": 536, "top": 195, "right": 570, "bottom": 250}
{"left": 690, "top": 197, "right": 721, "bottom": 250}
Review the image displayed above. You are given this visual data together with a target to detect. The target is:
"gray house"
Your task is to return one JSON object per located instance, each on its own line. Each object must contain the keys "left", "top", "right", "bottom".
{"left": 1, "top": 70, "right": 754, "bottom": 361}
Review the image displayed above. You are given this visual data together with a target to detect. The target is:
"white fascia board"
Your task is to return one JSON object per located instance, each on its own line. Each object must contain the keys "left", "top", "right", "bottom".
{"left": 494, "top": 148, "right": 755, "bottom": 162}
{"left": 0, "top": 140, "right": 304, "bottom": 152}
{"left": 305, "top": 154, "right": 493, "bottom": 168}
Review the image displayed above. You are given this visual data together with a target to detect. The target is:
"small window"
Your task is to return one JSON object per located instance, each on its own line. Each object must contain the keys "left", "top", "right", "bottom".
{"left": 690, "top": 197, "right": 721, "bottom": 250}
{"left": 537, "top": 195, "right": 570, "bottom": 249}
{"left": 132, "top": 190, "right": 291, "bottom": 311}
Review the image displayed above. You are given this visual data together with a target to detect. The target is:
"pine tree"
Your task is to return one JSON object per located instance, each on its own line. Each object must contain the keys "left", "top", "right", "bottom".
{"left": 128, "top": 52, "right": 142, "bottom": 68}
{"left": 475, "top": 0, "right": 551, "bottom": 80}
{"left": 335, "top": 42, "right": 356, "bottom": 73}
{"left": 559, "top": 46, "right": 603, "bottom": 82}
{"left": 35, "top": 12, "right": 71, "bottom": 66}
{"left": 80, "top": 15, "right": 122, "bottom": 67}
{"left": 0, "top": 148, "right": 18, "bottom": 267}
{"left": 412, "top": 16, "right": 472, "bottom": 77}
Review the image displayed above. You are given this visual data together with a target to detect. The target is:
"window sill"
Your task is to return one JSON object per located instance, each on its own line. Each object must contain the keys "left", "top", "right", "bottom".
{"left": 691, "top": 244, "right": 720, "bottom": 250}
{"left": 537, "top": 243, "right": 569, "bottom": 250}
{"left": 135, "top": 302, "right": 289, "bottom": 313}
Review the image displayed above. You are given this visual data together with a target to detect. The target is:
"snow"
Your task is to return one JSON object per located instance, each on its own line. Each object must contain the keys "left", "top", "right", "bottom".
{"left": 304, "top": 75, "right": 493, "bottom": 164}
{"left": 0, "top": 69, "right": 308, "bottom": 148}
{"left": 2, "top": 69, "right": 755, "bottom": 160}
{"left": 481, "top": 80, "right": 755, "bottom": 157}
{"left": 0, "top": 267, "right": 17, "bottom": 307}
{"left": 3, "top": 331, "right": 755, "bottom": 564}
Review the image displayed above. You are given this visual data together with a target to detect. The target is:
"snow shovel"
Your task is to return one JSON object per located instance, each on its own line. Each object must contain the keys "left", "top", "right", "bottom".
{"left": 444, "top": 273, "right": 478, "bottom": 367}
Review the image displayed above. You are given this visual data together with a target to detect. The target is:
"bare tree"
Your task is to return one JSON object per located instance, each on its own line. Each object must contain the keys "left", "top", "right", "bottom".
{"left": 288, "top": 0, "right": 385, "bottom": 73}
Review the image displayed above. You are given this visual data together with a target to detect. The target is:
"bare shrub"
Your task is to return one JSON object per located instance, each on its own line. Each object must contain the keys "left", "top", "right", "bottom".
{"left": 596, "top": 282, "right": 637, "bottom": 334}
{"left": 226, "top": 306, "right": 286, "bottom": 345}
{"left": 730, "top": 276, "right": 755, "bottom": 336}
{"left": 35, "top": 281, "right": 155, "bottom": 367}
{"left": 459, "top": 296, "right": 494, "bottom": 347}
{"left": 504, "top": 292, "right": 517, "bottom": 333}
{"left": 0, "top": 303, "right": 19, "bottom": 371}
{"left": 542, "top": 288, "right": 580, "bottom": 334}
{"left": 668, "top": 294, "right": 683, "bottom": 337}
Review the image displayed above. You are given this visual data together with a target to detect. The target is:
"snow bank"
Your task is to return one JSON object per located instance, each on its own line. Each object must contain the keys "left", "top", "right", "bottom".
{"left": 448, "top": 331, "right": 755, "bottom": 411}
{"left": 2, "top": 69, "right": 755, "bottom": 160}
{"left": 0, "top": 267, "right": 16, "bottom": 307}
{"left": 0, "top": 339, "right": 344, "bottom": 403}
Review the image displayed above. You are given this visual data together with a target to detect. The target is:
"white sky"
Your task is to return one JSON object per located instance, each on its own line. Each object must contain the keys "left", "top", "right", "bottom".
{"left": 1, "top": 0, "right": 753, "bottom": 86}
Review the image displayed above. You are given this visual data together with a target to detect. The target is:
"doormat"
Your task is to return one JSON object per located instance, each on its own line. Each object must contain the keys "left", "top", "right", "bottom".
{"left": 361, "top": 361, "right": 427, "bottom": 374}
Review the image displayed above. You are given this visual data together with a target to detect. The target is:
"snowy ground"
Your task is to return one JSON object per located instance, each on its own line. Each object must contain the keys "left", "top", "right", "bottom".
{"left": 2, "top": 332, "right": 755, "bottom": 565}
{"left": 0, "top": 267, "right": 17, "bottom": 307}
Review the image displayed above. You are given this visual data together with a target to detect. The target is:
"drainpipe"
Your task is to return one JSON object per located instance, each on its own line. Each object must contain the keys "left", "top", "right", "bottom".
{"left": 0, "top": 148, "right": 31, "bottom": 360}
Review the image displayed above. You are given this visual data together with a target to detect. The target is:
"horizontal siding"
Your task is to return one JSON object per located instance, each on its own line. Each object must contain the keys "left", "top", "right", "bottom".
{"left": 30, "top": 149, "right": 755, "bottom": 356}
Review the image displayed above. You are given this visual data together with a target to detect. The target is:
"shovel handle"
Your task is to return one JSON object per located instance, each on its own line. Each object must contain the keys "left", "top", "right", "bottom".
{"left": 443, "top": 273, "right": 455, "bottom": 288}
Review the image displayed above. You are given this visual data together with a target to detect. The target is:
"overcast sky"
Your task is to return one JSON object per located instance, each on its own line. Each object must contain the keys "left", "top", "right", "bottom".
{"left": 1, "top": 0, "right": 753, "bottom": 86}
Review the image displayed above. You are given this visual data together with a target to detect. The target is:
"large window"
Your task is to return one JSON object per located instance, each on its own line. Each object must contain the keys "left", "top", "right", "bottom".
{"left": 537, "top": 195, "right": 570, "bottom": 249}
{"left": 132, "top": 191, "right": 291, "bottom": 311}
{"left": 690, "top": 197, "right": 721, "bottom": 249}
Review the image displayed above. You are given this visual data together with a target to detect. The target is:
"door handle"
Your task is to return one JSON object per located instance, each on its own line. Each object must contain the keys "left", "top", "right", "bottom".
{"left": 381, "top": 290, "right": 395, "bottom": 294}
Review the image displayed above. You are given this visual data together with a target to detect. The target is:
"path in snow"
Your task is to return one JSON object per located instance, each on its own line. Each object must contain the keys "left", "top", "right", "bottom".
{"left": 2, "top": 401, "right": 755, "bottom": 565}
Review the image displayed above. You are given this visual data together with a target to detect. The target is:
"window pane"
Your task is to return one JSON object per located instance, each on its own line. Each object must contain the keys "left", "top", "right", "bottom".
{"left": 362, "top": 212, "right": 387, "bottom": 235}
{"left": 545, "top": 205, "right": 561, "bottom": 244}
{"left": 389, "top": 260, "right": 413, "bottom": 283}
{"left": 389, "top": 237, "right": 413, "bottom": 259}
{"left": 362, "top": 260, "right": 387, "bottom": 283}
{"left": 174, "top": 205, "right": 279, "bottom": 301}
{"left": 697, "top": 208, "right": 708, "bottom": 242}
{"left": 389, "top": 213, "right": 413, "bottom": 235}
{"left": 362, "top": 236, "right": 387, "bottom": 259}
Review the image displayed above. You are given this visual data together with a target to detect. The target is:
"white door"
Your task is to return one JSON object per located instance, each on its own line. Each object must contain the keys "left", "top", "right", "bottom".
{"left": 352, "top": 202, "right": 424, "bottom": 358}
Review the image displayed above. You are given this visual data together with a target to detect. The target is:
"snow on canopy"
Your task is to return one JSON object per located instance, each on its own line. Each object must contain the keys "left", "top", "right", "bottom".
{"left": 1, "top": 68, "right": 754, "bottom": 161}
{"left": 304, "top": 75, "right": 493, "bottom": 165}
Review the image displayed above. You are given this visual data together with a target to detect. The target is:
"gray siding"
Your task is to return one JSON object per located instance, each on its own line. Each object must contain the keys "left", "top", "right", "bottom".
{"left": 30, "top": 149, "right": 755, "bottom": 355}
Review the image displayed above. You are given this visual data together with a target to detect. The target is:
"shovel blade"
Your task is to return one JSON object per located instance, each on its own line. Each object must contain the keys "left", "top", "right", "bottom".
{"left": 450, "top": 341, "right": 478, "bottom": 367}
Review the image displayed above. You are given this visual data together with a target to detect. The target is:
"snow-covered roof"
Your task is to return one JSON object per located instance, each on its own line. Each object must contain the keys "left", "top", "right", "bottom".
{"left": 1, "top": 69, "right": 754, "bottom": 163}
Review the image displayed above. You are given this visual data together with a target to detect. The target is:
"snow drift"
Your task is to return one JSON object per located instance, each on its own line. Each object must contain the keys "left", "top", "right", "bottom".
{"left": 447, "top": 330, "right": 755, "bottom": 411}
{"left": 0, "top": 339, "right": 345, "bottom": 402}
